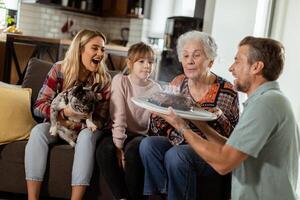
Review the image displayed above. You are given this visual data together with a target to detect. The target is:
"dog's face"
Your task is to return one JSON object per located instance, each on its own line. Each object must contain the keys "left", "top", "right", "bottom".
{"left": 68, "top": 84, "right": 96, "bottom": 114}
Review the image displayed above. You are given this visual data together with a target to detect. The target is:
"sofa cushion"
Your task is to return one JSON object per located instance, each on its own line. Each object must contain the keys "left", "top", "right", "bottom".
{"left": 0, "top": 86, "right": 36, "bottom": 145}
{"left": 22, "top": 58, "right": 53, "bottom": 104}
{"left": 0, "top": 81, "right": 21, "bottom": 89}
{"left": 0, "top": 141, "right": 27, "bottom": 163}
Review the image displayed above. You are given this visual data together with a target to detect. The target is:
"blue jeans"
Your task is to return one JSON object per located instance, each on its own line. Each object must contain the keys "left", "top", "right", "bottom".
{"left": 25, "top": 122, "right": 100, "bottom": 185}
{"left": 139, "top": 136, "right": 218, "bottom": 200}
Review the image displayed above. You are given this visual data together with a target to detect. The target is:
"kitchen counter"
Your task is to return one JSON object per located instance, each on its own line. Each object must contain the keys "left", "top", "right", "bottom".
{"left": 1, "top": 33, "right": 129, "bottom": 57}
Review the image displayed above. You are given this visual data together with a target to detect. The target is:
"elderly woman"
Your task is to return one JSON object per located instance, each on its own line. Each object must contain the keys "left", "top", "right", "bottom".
{"left": 139, "top": 31, "right": 239, "bottom": 200}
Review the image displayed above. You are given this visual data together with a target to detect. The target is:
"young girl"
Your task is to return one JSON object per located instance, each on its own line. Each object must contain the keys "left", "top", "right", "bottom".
{"left": 96, "top": 42, "right": 160, "bottom": 200}
{"left": 25, "top": 29, "right": 111, "bottom": 200}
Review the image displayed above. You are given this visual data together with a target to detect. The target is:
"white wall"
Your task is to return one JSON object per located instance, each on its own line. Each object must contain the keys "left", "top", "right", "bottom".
{"left": 172, "top": 0, "right": 196, "bottom": 17}
{"left": 148, "top": 0, "right": 173, "bottom": 38}
{"left": 209, "top": 0, "right": 258, "bottom": 82}
{"left": 208, "top": 0, "right": 258, "bottom": 104}
{"left": 148, "top": 0, "right": 196, "bottom": 38}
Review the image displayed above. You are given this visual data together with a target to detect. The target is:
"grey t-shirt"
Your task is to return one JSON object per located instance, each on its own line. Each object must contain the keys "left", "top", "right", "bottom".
{"left": 227, "top": 81, "right": 299, "bottom": 200}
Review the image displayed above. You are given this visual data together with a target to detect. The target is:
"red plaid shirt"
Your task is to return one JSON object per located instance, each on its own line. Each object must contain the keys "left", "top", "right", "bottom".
{"left": 34, "top": 62, "right": 111, "bottom": 130}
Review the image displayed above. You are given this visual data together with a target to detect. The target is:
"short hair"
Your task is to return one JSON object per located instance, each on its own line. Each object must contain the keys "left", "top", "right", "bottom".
{"left": 239, "top": 36, "right": 285, "bottom": 81}
{"left": 176, "top": 31, "right": 217, "bottom": 62}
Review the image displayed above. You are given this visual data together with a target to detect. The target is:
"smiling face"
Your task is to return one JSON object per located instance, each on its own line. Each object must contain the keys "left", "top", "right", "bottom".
{"left": 229, "top": 45, "right": 253, "bottom": 93}
{"left": 181, "top": 40, "right": 213, "bottom": 80}
{"left": 81, "top": 36, "right": 105, "bottom": 72}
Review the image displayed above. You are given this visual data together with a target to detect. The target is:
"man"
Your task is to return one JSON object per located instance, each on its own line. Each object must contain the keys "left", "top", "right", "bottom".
{"left": 159, "top": 36, "right": 299, "bottom": 199}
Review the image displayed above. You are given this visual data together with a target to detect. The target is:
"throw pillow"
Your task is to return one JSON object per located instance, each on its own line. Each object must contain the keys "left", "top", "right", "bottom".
{"left": 0, "top": 86, "right": 37, "bottom": 145}
{"left": 22, "top": 58, "right": 53, "bottom": 104}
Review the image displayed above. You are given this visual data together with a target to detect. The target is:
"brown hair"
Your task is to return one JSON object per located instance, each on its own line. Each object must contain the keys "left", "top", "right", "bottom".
{"left": 127, "top": 42, "right": 155, "bottom": 73}
{"left": 239, "top": 36, "right": 285, "bottom": 81}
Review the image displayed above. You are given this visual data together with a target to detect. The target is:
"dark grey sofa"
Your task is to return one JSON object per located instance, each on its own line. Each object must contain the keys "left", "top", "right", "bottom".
{"left": 0, "top": 58, "right": 231, "bottom": 200}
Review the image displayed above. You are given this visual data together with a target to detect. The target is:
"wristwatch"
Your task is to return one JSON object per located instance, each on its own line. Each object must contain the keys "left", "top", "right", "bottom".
{"left": 177, "top": 124, "right": 190, "bottom": 137}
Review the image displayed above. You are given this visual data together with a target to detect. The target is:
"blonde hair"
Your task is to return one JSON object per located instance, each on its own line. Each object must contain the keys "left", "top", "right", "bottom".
{"left": 127, "top": 42, "right": 155, "bottom": 73}
{"left": 61, "top": 29, "right": 110, "bottom": 90}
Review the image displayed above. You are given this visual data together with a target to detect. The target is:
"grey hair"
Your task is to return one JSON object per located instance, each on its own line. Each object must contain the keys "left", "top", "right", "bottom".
{"left": 176, "top": 31, "right": 217, "bottom": 62}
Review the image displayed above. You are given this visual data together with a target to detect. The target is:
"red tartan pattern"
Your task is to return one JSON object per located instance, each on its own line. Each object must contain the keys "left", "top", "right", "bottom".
{"left": 34, "top": 62, "right": 111, "bottom": 130}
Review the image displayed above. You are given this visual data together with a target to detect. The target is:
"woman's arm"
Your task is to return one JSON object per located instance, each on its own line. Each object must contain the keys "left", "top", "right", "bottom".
{"left": 34, "top": 63, "right": 63, "bottom": 120}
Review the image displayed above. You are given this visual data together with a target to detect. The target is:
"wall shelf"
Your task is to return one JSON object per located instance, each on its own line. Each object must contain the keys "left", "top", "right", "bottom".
{"left": 36, "top": 0, "right": 150, "bottom": 18}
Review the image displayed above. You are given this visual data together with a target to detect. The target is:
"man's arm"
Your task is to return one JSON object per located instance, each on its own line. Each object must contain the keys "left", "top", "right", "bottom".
{"left": 158, "top": 108, "right": 248, "bottom": 175}
{"left": 182, "top": 128, "right": 248, "bottom": 175}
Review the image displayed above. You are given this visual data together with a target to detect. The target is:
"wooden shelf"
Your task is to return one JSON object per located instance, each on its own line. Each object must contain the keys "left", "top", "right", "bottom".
{"left": 60, "top": 6, "right": 99, "bottom": 16}
{"left": 36, "top": 1, "right": 149, "bottom": 18}
{"left": 37, "top": 2, "right": 100, "bottom": 17}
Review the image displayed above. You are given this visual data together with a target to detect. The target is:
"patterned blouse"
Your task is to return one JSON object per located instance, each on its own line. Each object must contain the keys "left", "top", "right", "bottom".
{"left": 34, "top": 62, "right": 111, "bottom": 130}
{"left": 149, "top": 74, "right": 239, "bottom": 145}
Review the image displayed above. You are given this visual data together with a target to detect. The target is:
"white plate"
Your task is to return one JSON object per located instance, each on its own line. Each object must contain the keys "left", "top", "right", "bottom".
{"left": 131, "top": 97, "right": 218, "bottom": 121}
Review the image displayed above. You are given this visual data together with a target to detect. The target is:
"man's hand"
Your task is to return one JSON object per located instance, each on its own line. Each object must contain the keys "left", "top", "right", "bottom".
{"left": 154, "top": 107, "right": 188, "bottom": 131}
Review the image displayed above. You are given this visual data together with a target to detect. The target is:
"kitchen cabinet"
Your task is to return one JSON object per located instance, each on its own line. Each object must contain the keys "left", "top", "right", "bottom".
{"left": 102, "top": 0, "right": 128, "bottom": 17}
{"left": 37, "top": 0, "right": 150, "bottom": 18}
{"left": 37, "top": 0, "right": 101, "bottom": 16}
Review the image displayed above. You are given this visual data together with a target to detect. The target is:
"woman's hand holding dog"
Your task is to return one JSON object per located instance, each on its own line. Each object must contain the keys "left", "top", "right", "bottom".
{"left": 63, "top": 104, "right": 89, "bottom": 119}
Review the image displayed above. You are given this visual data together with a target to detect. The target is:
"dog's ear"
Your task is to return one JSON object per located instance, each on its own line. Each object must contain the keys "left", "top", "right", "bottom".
{"left": 73, "top": 84, "right": 84, "bottom": 96}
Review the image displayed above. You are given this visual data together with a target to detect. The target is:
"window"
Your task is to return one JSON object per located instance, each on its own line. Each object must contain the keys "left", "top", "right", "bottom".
{"left": 253, "top": 0, "right": 274, "bottom": 37}
{"left": 0, "top": 0, "right": 7, "bottom": 29}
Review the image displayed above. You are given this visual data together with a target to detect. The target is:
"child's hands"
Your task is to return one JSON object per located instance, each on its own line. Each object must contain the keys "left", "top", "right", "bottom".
{"left": 116, "top": 148, "right": 125, "bottom": 169}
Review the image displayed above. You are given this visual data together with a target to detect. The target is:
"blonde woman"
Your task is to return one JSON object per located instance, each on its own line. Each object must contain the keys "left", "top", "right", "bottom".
{"left": 24, "top": 29, "right": 111, "bottom": 200}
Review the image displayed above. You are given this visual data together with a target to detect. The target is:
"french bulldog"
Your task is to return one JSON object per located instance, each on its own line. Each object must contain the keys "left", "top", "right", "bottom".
{"left": 49, "top": 83, "right": 101, "bottom": 147}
